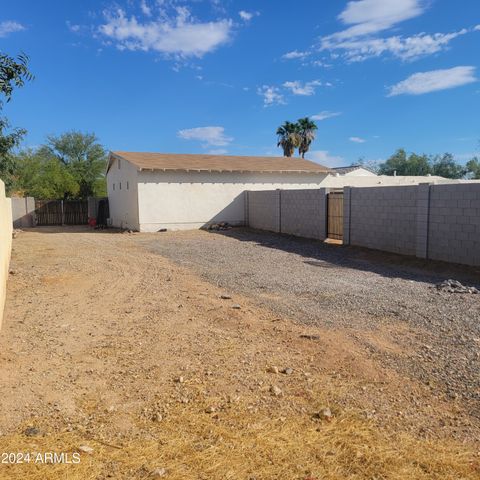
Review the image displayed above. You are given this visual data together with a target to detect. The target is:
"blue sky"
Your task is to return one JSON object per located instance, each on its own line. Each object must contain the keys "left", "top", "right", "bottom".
{"left": 1, "top": 0, "right": 479, "bottom": 167}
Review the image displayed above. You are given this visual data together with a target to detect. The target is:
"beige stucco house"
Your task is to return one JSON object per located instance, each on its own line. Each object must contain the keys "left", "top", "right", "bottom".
{"left": 106, "top": 152, "right": 331, "bottom": 231}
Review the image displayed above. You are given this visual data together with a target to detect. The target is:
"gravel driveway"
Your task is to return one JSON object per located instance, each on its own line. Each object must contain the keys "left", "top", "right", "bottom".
{"left": 143, "top": 228, "right": 480, "bottom": 416}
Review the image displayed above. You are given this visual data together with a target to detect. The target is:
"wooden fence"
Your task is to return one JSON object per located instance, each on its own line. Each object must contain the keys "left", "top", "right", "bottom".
{"left": 35, "top": 200, "right": 89, "bottom": 226}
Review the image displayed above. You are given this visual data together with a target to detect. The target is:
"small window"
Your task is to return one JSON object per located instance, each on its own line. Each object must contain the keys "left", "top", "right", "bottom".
{"left": 126, "top": 181, "right": 129, "bottom": 190}
{"left": 119, "top": 182, "right": 122, "bottom": 190}
{"left": 118, "top": 159, "right": 121, "bottom": 169}
{"left": 113, "top": 183, "right": 115, "bottom": 191}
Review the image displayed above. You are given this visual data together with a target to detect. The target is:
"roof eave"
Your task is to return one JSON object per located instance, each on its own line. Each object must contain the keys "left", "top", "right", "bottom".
{"left": 137, "top": 167, "right": 328, "bottom": 174}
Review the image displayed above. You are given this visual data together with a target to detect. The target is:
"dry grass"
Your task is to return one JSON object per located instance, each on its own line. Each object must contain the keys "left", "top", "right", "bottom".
{"left": 0, "top": 402, "right": 478, "bottom": 480}
{"left": 2, "top": 230, "right": 479, "bottom": 479}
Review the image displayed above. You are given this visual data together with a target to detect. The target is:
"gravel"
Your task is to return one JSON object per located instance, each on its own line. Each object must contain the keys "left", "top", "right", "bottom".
{"left": 144, "top": 229, "right": 480, "bottom": 414}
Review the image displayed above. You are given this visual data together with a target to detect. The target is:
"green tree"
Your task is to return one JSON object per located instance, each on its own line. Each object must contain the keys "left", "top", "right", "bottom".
{"left": 0, "top": 52, "right": 33, "bottom": 101}
{"left": 276, "top": 121, "right": 301, "bottom": 157}
{"left": 297, "top": 117, "right": 318, "bottom": 158}
{"left": 0, "top": 118, "right": 25, "bottom": 191}
{"left": 378, "top": 149, "right": 432, "bottom": 176}
{"left": 405, "top": 153, "right": 431, "bottom": 176}
{"left": 466, "top": 157, "right": 480, "bottom": 179}
{"left": 14, "top": 149, "right": 79, "bottom": 199}
{"left": 38, "top": 131, "right": 107, "bottom": 198}
{"left": 432, "top": 153, "right": 466, "bottom": 179}
{"left": 0, "top": 52, "right": 33, "bottom": 192}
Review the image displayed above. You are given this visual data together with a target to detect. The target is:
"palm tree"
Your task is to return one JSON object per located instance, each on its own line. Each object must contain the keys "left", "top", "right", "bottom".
{"left": 276, "top": 121, "right": 301, "bottom": 157}
{"left": 297, "top": 117, "right": 318, "bottom": 158}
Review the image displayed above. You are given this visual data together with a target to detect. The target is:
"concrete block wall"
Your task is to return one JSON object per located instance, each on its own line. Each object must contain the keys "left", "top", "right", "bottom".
{"left": 427, "top": 183, "right": 480, "bottom": 266}
{"left": 0, "top": 179, "right": 12, "bottom": 329}
{"left": 280, "top": 189, "right": 327, "bottom": 240}
{"left": 346, "top": 186, "right": 418, "bottom": 256}
{"left": 246, "top": 189, "right": 327, "bottom": 239}
{"left": 247, "top": 183, "right": 480, "bottom": 267}
{"left": 247, "top": 190, "right": 280, "bottom": 233}
{"left": 11, "top": 197, "right": 35, "bottom": 228}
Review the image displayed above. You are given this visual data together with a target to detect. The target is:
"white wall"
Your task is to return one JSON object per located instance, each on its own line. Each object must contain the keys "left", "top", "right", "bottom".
{"left": 0, "top": 179, "right": 12, "bottom": 329}
{"left": 137, "top": 170, "right": 327, "bottom": 232}
{"left": 320, "top": 174, "right": 456, "bottom": 189}
{"left": 106, "top": 158, "right": 140, "bottom": 230}
{"left": 342, "top": 167, "right": 377, "bottom": 177}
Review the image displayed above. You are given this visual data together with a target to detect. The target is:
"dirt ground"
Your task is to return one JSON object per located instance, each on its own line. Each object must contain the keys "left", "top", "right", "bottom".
{"left": 0, "top": 227, "right": 479, "bottom": 480}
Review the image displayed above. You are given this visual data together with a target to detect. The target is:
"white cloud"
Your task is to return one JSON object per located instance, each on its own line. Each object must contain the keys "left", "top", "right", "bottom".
{"left": 311, "top": 111, "right": 342, "bottom": 121}
{"left": 388, "top": 66, "right": 477, "bottom": 96}
{"left": 306, "top": 150, "right": 344, "bottom": 167}
{"left": 332, "top": 0, "right": 425, "bottom": 40}
{"left": 257, "top": 85, "right": 285, "bottom": 106}
{"left": 317, "top": 0, "right": 478, "bottom": 63}
{"left": 66, "top": 21, "right": 81, "bottom": 32}
{"left": 310, "top": 59, "right": 331, "bottom": 67}
{"left": 0, "top": 20, "right": 25, "bottom": 37}
{"left": 281, "top": 50, "right": 309, "bottom": 60}
{"left": 349, "top": 136, "right": 366, "bottom": 143}
{"left": 283, "top": 80, "right": 322, "bottom": 96}
{"left": 239, "top": 10, "right": 258, "bottom": 21}
{"left": 320, "top": 1, "right": 480, "bottom": 63}
{"left": 98, "top": 7, "right": 232, "bottom": 58}
{"left": 324, "top": 28, "right": 471, "bottom": 62}
{"left": 177, "top": 126, "right": 233, "bottom": 147}
{"left": 140, "top": 0, "right": 152, "bottom": 17}
{"left": 206, "top": 148, "right": 228, "bottom": 155}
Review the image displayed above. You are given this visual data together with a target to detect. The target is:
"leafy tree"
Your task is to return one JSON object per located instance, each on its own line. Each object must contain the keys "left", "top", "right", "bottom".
{"left": 38, "top": 131, "right": 107, "bottom": 198}
{"left": 0, "top": 52, "right": 33, "bottom": 101}
{"left": 0, "top": 52, "right": 33, "bottom": 192}
{"left": 276, "top": 121, "right": 301, "bottom": 157}
{"left": 432, "top": 153, "right": 466, "bottom": 179}
{"left": 0, "top": 118, "right": 25, "bottom": 191}
{"left": 466, "top": 157, "right": 480, "bottom": 179}
{"left": 297, "top": 117, "right": 318, "bottom": 158}
{"left": 378, "top": 149, "right": 431, "bottom": 176}
{"left": 378, "top": 149, "right": 407, "bottom": 175}
{"left": 378, "top": 149, "right": 468, "bottom": 179}
{"left": 405, "top": 153, "right": 431, "bottom": 176}
{"left": 13, "top": 149, "right": 78, "bottom": 199}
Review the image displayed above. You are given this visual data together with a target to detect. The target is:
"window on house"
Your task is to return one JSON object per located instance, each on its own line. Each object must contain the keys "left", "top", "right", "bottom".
{"left": 118, "top": 159, "right": 121, "bottom": 169}
{"left": 127, "top": 181, "right": 129, "bottom": 190}
{"left": 113, "top": 183, "right": 115, "bottom": 191}
{"left": 119, "top": 182, "right": 122, "bottom": 190}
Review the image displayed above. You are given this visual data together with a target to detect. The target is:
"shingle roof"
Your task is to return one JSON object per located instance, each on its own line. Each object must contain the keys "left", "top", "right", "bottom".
{"left": 109, "top": 151, "right": 331, "bottom": 174}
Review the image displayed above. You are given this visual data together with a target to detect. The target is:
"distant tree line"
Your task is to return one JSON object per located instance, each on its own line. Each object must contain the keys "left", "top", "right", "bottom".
{"left": 367, "top": 149, "right": 480, "bottom": 179}
{"left": 275, "top": 118, "right": 479, "bottom": 180}
{"left": 0, "top": 50, "right": 107, "bottom": 199}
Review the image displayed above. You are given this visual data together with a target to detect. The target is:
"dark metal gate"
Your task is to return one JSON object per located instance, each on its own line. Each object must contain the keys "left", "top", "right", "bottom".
{"left": 327, "top": 191, "right": 344, "bottom": 241}
{"left": 35, "top": 200, "right": 88, "bottom": 226}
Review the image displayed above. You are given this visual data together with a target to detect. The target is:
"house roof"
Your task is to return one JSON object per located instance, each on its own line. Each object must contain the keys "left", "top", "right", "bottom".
{"left": 109, "top": 151, "right": 331, "bottom": 174}
{"left": 331, "top": 164, "right": 377, "bottom": 175}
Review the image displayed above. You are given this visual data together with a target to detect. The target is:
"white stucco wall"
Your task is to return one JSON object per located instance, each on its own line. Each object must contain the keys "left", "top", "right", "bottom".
{"left": 320, "top": 174, "right": 456, "bottom": 189}
{"left": 106, "top": 157, "right": 140, "bottom": 230}
{"left": 341, "top": 168, "right": 377, "bottom": 177}
{"left": 0, "top": 179, "right": 12, "bottom": 329}
{"left": 136, "top": 170, "right": 327, "bottom": 232}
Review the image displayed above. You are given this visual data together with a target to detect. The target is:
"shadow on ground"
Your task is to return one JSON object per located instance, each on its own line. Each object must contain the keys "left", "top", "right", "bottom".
{"left": 207, "top": 227, "right": 480, "bottom": 286}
